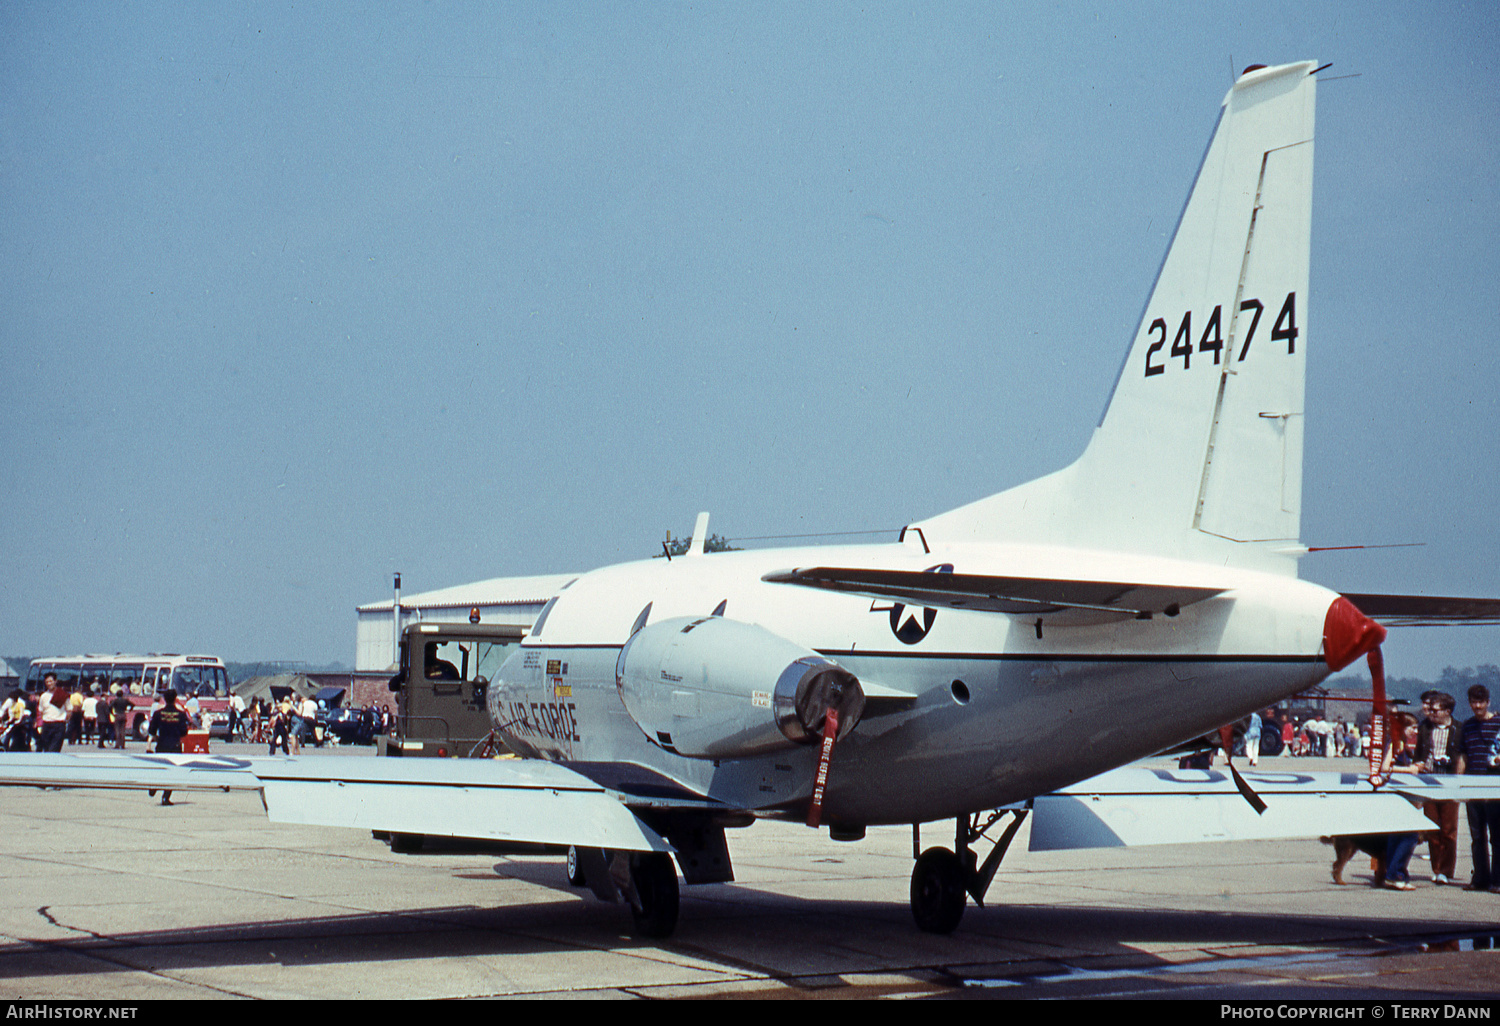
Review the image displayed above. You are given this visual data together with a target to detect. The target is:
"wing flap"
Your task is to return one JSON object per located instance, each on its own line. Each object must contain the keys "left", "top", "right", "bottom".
{"left": 261, "top": 779, "right": 670, "bottom": 852}
{"left": 252, "top": 755, "right": 671, "bottom": 852}
{"left": 764, "top": 566, "right": 1223, "bottom": 618}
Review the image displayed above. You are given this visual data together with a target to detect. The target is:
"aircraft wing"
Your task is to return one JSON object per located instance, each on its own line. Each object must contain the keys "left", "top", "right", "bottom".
{"left": 0, "top": 752, "right": 671, "bottom": 853}
{"left": 1028, "top": 766, "right": 1500, "bottom": 851}
{"left": 763, "top": 566, "right": 1223, "bottom": 617}
{"left": 5, "top": 753, "right": 1492, "bottom": 858}
{"left": 1342, "top": 593, "right": 1500, "bottom": 627}
{"left": 0, "top": 751, "right": 264, "bottom": 792}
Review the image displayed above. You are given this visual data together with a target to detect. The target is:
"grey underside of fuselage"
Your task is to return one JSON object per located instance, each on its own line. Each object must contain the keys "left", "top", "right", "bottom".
{"left": 493, "top": 647, "right": 1329, "bottom": 827}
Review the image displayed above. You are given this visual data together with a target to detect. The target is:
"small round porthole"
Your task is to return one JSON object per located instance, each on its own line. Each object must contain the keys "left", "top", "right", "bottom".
{"left": 950, "top": 680, "right": 970, "bottom": 705}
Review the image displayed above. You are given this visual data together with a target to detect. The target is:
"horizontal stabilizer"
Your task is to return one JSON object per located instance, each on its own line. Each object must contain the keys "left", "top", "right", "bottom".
{"left": 764, "top": 567, "right": 1223, "bottom": 618}
{"left": 1343, "top": 593, "right": 1500, "bottom": 627}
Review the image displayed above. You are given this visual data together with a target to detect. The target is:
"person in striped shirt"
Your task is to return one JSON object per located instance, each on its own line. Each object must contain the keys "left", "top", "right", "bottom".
{"left": 1459, "top": 684, "right": 1500, "bottom": 892}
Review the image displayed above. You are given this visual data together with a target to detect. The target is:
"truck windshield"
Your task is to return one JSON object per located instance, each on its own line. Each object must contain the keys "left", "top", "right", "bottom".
{"left": 426, "top": 640, "right": 511, "bottom": 683}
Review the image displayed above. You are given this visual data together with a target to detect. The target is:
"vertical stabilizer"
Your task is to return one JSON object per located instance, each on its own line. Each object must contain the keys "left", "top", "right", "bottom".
{"left": 916, "top": 62, "right": 1317, "bottom": 572}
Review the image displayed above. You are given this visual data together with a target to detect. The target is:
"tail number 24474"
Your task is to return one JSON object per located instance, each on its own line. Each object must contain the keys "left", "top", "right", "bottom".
{"left": 1144, "top": 292, "right": 1298, "bottom": 377}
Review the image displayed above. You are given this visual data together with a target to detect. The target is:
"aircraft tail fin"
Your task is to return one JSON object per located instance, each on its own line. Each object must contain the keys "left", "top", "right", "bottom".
{"left": 917, "top": 61, "right": 1317, "bottom": 572}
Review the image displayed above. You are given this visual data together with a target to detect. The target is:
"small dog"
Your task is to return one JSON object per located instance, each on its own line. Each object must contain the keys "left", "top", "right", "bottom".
{"left": 1322, "top": 835, "right": 1387, "bottom": 886}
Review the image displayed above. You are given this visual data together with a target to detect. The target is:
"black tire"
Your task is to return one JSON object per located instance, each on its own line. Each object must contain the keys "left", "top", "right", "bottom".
{"left": 629, "top": 852, "right": 679, "bottom": 939}
{"left": 911, "top": 847, "right": 967, "bottom": 934}
{"left": 390, "top": 832, "right": 424, "bottom": 854}
{"left": 566, "top": 845, "right": 587, "bottom": 887}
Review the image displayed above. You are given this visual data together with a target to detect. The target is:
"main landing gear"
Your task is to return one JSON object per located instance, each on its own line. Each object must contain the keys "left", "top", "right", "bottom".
{"left": 627, "top": 852, "right": 679, "bottom": 938}
{"left": 566, "top": 845, "right": 683, "bottom": 939}
{"left": 909, "top": 806, "right": 1030, "bottom": 934}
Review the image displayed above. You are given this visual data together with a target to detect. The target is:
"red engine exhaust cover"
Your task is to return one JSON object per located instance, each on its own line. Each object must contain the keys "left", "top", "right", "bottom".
{"left": 1323, "top": 596, "right": 1387, "bottom": 671}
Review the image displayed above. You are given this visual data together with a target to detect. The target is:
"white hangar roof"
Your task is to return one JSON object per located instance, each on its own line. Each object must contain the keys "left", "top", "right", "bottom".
{"left": 354, "top": 573, "right": 583, "bottom": 672}
{"left": 357, "top": 573, "right": 581, "bottom": 614}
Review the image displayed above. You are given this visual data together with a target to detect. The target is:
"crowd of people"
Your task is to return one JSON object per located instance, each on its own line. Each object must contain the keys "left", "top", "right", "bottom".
{"left": 240, "top": 694, "right": 393, "bottom": 754}
{"left": 2, "top": 674, "right": 141, "bottom": 751}
{"left": 1321, "top": 685, "right": 1500, "bottom": 893}
{"left": 1244, "top": 709, "right": 1374, "bottom": 760}
{"left": 1, "top": 677, "right": 395, "bottom": 759}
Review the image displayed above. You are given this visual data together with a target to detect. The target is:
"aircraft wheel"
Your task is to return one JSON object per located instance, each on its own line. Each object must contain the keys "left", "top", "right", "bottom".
{"left": 389, "top": 832, "right": 424, "bottom": 854}
{"left": 567, "top": 845, "right": 586, "bottom": 887}
{"left": 629, "top": 852, "right": 679, "bottom": 939}
{"left": 911, "top": 847, "right": 966, "bottom": 934}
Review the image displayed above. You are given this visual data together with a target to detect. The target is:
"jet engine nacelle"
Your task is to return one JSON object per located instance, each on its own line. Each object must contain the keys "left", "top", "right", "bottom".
{"left": 615, "top": 615, "right": 865, "bottom": 759}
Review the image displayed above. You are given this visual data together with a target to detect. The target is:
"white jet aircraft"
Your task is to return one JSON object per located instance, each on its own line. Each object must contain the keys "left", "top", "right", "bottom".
{"left": 5, "top": 61, "right": 1500, "bottom": 938}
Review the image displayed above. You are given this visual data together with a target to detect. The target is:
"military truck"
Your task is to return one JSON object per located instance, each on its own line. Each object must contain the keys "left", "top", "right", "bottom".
{"left": 380, "top": 621, "right": 523, "bottom": 758}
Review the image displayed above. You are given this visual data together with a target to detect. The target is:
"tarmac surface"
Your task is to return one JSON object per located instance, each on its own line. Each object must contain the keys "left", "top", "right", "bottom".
{"left": 2, "top": 744, "right": 1499, "bottom": 1001}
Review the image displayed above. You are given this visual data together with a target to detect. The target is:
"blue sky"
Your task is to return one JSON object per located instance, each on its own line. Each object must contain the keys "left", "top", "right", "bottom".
{"left": 2, "top": 2, "right": 1497, "bottom": 678}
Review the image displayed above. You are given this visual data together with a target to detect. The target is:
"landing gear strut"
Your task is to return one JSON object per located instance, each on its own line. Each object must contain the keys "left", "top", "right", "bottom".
{"left": 908, "top": 806, "right": 1030, "bottom": 934}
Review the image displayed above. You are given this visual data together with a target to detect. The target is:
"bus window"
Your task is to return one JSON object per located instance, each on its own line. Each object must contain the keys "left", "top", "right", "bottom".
{"left": 171, "top": 666, "right": 218, "bottom": 697}
{"left": 21, "top": 655, "right": 229, "bottom": 706}
{"left": 110, "top": 664, "right": 144, "bottom": 694}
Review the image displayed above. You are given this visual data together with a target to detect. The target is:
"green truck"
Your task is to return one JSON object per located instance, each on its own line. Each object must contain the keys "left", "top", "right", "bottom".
{"left": 380, "top": 621, "right": 523, "bottom": 758}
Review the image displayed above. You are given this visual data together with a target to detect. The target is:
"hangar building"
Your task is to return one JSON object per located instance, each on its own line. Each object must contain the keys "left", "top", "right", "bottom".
{"left": 354, "top": 573, "right": 578, "bottom": 672}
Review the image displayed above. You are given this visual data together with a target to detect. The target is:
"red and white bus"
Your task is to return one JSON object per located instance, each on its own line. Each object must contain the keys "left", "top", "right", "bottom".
{"left": 23, "top": 654, "right": 232, "bottom": 740}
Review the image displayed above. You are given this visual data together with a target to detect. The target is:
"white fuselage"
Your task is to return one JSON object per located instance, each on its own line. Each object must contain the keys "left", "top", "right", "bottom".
{"left": 489, "top": 540, "right": 1338, "bottom": 827}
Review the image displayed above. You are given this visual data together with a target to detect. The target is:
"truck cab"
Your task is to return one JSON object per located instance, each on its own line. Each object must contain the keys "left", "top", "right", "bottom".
{"left": 382, "top": 622, "right": 523, "bottom": 757}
